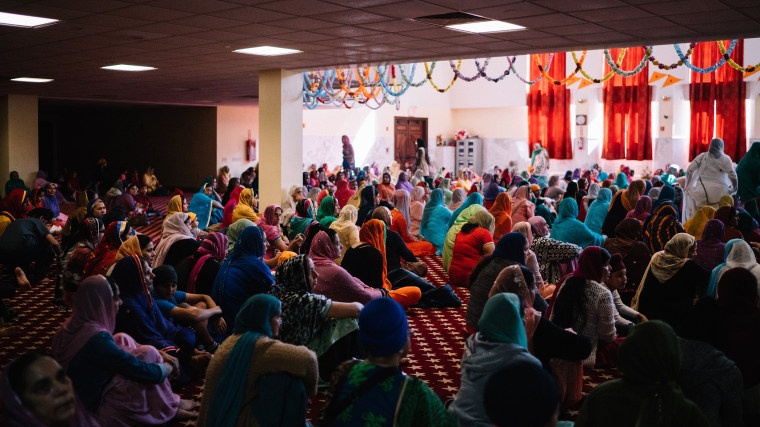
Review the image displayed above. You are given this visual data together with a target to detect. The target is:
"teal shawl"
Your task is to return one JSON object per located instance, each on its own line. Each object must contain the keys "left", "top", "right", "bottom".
{"left": 316, "top": 196, "right": 338, "bottom": 228}
{"left": 420, "top": 189, "right": 452, "bottom": 255}
{"left": 551, "top": 198, "right": 604, "bottom": 248}
{"left": 448, "top": 192, "right": 483, "bottom": 229}
{"left": 478, "top": 292, "right": 528, "bottom": 349}
{"left": 584, "top": 188, "right": 613, "bottom": 234}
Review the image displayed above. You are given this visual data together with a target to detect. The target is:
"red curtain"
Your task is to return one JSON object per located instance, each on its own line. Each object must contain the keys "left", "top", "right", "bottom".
{"left": 689, "top": 40, "right": 746, "bottom": 161}
{"left": 528, "top": 53, "right": 572, "bottom": 159}
{"left": 602, "top": 47, "right": 652, "bottom": 160}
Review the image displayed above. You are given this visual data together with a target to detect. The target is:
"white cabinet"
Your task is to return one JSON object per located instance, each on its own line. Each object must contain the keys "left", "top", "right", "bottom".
{"left": 455, "top": 138, "right": 481, "bottom": 176}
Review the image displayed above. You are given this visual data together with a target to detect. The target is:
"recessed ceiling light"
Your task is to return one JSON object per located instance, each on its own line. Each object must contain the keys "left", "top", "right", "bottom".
{"left": 11, "top": 77, "right": 53, "bottom": 83}
{"left": 234, "top": 46, "right": 302, "bottom": 56}
{"left": 446, "top": 20, "right": 525, "bottom": 33}
{"left": 0, "top": 11, "right": 58, "bottom": 28}
{"left": 101, "top": 64, "right": 156, "bottom": 72}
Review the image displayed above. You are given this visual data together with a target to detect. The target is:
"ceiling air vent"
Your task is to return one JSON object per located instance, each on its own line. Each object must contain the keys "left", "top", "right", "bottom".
{"left": 412, "top": 12, "right": 487, "bottom": 27}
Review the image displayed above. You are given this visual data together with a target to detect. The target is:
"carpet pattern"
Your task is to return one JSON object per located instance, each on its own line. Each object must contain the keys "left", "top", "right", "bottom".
{"left": 0, "top": 195, "right": 616, "bottom": 424}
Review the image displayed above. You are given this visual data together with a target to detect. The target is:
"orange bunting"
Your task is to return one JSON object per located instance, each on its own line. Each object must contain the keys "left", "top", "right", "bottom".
{"left": 662, "top": 75, "right": 682, "bottom": 87}
{"left": 648, "top": 71, "right": 667, "bottom": 84}
{"left": 577, "top": 79, "right": 595, "bottom": 89}
{"left": 565, "top": 76, "right": 581, "bottom": 87}
{"left": 744, "top": 68, "right": 760, "bottom": 80}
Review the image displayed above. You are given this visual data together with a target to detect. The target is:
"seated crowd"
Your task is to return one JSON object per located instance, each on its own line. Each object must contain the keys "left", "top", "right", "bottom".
{"left": 1, "top": 137, "right": 760, "bottom": 426}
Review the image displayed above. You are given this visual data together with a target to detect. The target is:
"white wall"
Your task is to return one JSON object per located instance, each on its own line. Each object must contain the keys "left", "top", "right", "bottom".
{"left": 217, "top": 105, "right": 259, "bottom": 179}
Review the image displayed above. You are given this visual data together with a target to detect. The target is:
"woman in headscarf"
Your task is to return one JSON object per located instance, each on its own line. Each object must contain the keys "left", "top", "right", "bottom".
{"left": 41, "top": 182, "right": 66, "bottom": 222}
{"left": 512, "top": 222, "right": 550, "bottom": 297}
{"left": 613, "top": 172, "right": 629, "bottom": 190}
{"left": 377, "top": 172, "right": 395, "bottom": 202}
{"left": 4, "top": 170, "right": 28, "bottom": 197}
{"left": 212, "top": 226, "right": 274, "bottom": 338}
{"left": 288, "top": 199, "right": 317, "bottom": 241}
{"left": 61, "top": 190, "right": 89, "bottom": 252}
{"left": 737, "top": 141, "right": 760, "bottom": 220}
{"left": 693, "top": 219, "right": 726, "bottom": 272}
{"left": 530, "top": 142, "right": 550, "bottom": 176}
{"left": 602, "top": 254, "right": 647, "bottom": 337}
{"left": 0, "top": 188, "right": 28, "bottom": 237}
{"left": 528, "top": 216, "right": 583, "bottom": 285}
{"left": 708, "top": 239, "right": 760, "bottom": 298}
{"left": 113, "top": 255, "right": 207, "bottom": 376}
{"left": 602, "top": 180, "right": 646, "bottom": 237}
{"left": 579, "top": 182, "right": 600, "bottom": 222}
{"left": 643, "top": 192, "right": 685, "bottom": 254}
{"left": 83, "top": 221, "right": 132, "bottom": 277}
{"left": 714, "top": 205, "right": 743, "bottom": 242}
{"left": 448, "top": 211, "right": 495, "bottom": 287}
{"left": 59, "top": 218, "right": 103, "bottom": 305}
{"left": 51, "top": 275, "right": 189, "bottom": 425}
{"left": 225, "top": 218, "right": 253, "bottom": 257}
{"left": 269, "top": 254, "right": 361, "bottom": 379}
{"left": 329, "top": 205, "right": 359, "bottom": 265}
{"left": 443, "top": 205, "right": 487, "bottom": 271}
{"left": 510, "top": 185, "right": 535, "bottom": 225}
{"left": 601, "top": 219, "right": 651, "bottom": 288}
{"left": 395, "top": 171, "right": 413, "bottom": 193}
{"left": 716, "top": 267, "right": 760, "bottom": 411}
{"left": 483, "top": 181, "right": 500, "bottom": 210}
{"left": 633, "top": 233, "right": 709, "bottom": 335}
{"left": 409, "top": 186, "right": 426, "bottom": 237}
{"left": 333, "top": 178, "right": 355, "bottom": 210}
{"left": 152, "top": 213, "right": 198, "bottom": 268}
{"left": 390, "top": 189, "right": 435, "bottom": 256}
{"left": 356, "top": 185, "right": 379, "bottom": 227}
{"left": 683, "top": 138, "right": 738, "bottom": 221}
{"left": 448, "top": 192, "right": 483, "bottom": 229}
{"left": 449, "top": 292, "right": 542, "bottom": 427}
{"left": 231, "top": 188, "right": 260, "bottom": 224}
{"left": 683, "top": 206, "right": 716, "bottom": 239}
{"left": 315, "top": 195, "right": 338, "bottom": 228}
{"left": 574, "top": 321, "right": 709, "bottom": 427}
{"left": 584, "top": 187, "right": 612, "bottom": 235}
{"left": 439, "top": 177, "right": 453, "bottom": 205}
{"left": 449, "top": 188, "right": 466, "bottom": 211}
{"left": 488, "top": 192, "right": 513, "bottom": 241}
{"left": 165, "top": 195, "right": 186, "bottom": 219}
{"left": 467, "top": 236, "right": 593, "bottom": 365}
{"left": 551, "top": 198, "right": 604, "bottom": 249}
{"left": 256, "top": 204, "right": 294, "bottom": 260}
{"left": 624, "top": 195, "right": 653, "bottom": 223}
{"left": 197, "top": 294, "right": 318, "bottom": 427}
{"left": 174, "top": 232, "right": 227, "bottom": 296}
{"left": 419, "top": 188, "right": 451, "bottom": 255}
{"left": 311, "top": 228, "right": 420, "bottom": 307}
{"left": 564, "top": 181, "right": 582, "bottom": 207}
{"left": 550, "top": 247, "right": 617, "bottom": 368}
{"left": 188, "top": 180, "right": 223, "bottom": 230}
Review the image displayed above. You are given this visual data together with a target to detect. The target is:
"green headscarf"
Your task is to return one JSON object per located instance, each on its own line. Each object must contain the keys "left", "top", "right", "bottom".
{"left": 478, "top": 293, "right": 528, "bottom": 349}
{"left": 226, "top": 218, "right": 255, "bottom": 257}
{"left": 206, "top": 294, "right": 281, "bottom": 426}
{"left": 316, "top": 196, "right": 338, "bottom": 228}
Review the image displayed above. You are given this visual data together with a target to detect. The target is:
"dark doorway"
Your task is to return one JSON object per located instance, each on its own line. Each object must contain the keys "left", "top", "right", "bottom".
{"left": 394, "top": 116, "right": 427, "bottom": 169}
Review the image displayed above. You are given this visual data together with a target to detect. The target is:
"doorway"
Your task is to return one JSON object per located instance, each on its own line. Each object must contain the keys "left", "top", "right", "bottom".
{"left": 394, "top": 116, "right": 427, "bottom": 169}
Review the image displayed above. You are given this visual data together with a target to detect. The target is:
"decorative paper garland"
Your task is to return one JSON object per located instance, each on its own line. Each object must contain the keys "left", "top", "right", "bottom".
{"left": 675, "top": 40, "right": 736, "bottom": 73}
{"left": 717, "top": 40, "right": 758, "bottom": 73}
{"left": 537, "top": 51, "right": 589, "bottom": 85}
{"left": 571, "top": 50, "right": 622, "bottom": 83}
{"left": 399, "top": 63, "right": 431, "bottom": 87}
{"left": 474, "top": 59, "right": 510, "bottom": 82}
{"left": 647, "top": 43, "right": 694, "bottom": 71}
{"left": 425, "top": 60, "right": 460, "bottom": 93}
{"left": 450, "top": 59, "right": 489, "bottom": 82}
{"left": 507, "top": 54, "right": 554, "bottom": 85}
{"left": 604, "top": 47, "right": 652, "bottom": 77}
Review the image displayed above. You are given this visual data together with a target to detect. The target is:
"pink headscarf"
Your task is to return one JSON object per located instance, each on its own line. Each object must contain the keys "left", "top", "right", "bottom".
{"left": 392, "top": 189, "right": 412, "bottom": 232}
{"left": 512, "top": 221, "right": 534, "bottom": 246}
{"left": 186, "top": 232, "right": 228, "bottom": 293}
{"left": 572, "top": 246, "right": 607, "bottom": 283}
{"left": 334, "top": 179, "right": 355, "bottom": 209}
{"left": 256, "top": 204, "right": 282, "bottom": 243}
{"left": 222, "top": 186, "right": 244, "bottom": 228}
{"left": 52, "top": 275, "right": 117, "bottom": 369}
{"left": 624, "top": 195, "right": 652, "bottom": 222}
{"left": 527, "top": 215, "right": 550, "bottom": 238}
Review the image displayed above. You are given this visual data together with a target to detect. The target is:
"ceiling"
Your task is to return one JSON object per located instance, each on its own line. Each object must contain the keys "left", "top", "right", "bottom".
{"left": 1, "top": 0, "right": 758, "bottom": 106}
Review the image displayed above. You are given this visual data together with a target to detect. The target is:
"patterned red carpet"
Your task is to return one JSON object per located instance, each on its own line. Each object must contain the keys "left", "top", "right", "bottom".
{"left": 0, "top": 195, "right": 616, "bottom": 424}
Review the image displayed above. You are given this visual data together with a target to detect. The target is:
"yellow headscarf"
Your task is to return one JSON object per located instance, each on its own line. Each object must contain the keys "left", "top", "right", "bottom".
{"left": 718, "top": 195, "right": 734, "bottom": 207}
{"left": 683, "top": 206, "right": 716, "bottom": 239}
{"left": 166, "top": 195, "right": 183, "bottom": 218}
{"left": 231, "top": 188, "right": 260, "bottom": 223}
{"left": 115, "top": 235, "right": 143, "bottom": 261}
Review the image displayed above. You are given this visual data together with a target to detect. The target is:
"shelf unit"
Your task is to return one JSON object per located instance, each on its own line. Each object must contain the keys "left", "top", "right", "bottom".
{"left": 455, "top": 138, "right": 481, "bottom": 176}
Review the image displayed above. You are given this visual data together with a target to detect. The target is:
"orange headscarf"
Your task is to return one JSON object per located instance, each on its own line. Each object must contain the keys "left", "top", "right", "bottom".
{"left": 359, "top": 219, "right": 392, "bottom": 290}
{"left": 616, "top": 179, "right": 646, "bottom": 212}
{"left": 489, "top": 192, "right": 513, "bottom": 240}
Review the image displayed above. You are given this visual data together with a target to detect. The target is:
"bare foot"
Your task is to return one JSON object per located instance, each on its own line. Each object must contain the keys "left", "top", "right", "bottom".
{"left": 174, "top": 408, "right": 198, "bottom": 420}
{"left": 0, "top": 326, "right": 19, "bottom": 337}
{"left": 15, "top": 268, "right": 30, "bottom": 289}
{"left": 189, "top": 351, "right": 212, "bottom": 372}
{"left": 180, "top": 399, "right": 197, "bottom": 411}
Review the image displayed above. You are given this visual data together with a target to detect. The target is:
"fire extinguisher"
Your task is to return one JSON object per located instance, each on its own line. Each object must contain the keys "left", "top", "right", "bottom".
{"left": 577, "top": 136, "right": 584, "bottom": 150}
{"left": 246, "top": 129, "right": 256, "bottom": 162}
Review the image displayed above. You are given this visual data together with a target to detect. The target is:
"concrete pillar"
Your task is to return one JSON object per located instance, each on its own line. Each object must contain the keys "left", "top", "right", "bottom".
{"left": 258, "top": 69, "right": 303, "bottom": 209}
{"left": 0, "top": 95, "right": 38, "bottom": 195}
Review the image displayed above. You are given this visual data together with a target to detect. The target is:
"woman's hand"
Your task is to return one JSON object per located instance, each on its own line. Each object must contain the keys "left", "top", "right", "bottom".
{"left": 212, "top": 316, "right": 227, "bottom": 335}
{"left": 523, "top": 307, "right": 541, "bottom": 339}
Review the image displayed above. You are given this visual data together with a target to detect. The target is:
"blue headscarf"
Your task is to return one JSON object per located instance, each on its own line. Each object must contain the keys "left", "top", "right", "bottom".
{"left": 484, "top": 181, "right": 500, "bottom": 201}
{"left": 448, "top": 192, "right": 483, "bottom": 228}
{"left": 478, "top": 293, "right": 528, "bottom": 349}
{"left": 551, "top": 198, "right": 604, "bottom": 248}
{"left": 188, "top": 180, "right": 216, "bottom": 229}
{"left": 359, "top": 298, "right": 408, "bottom": 357}
{"left": 420, "top": 189, "right": 452, "bottom": 254}
{"left": 212, "top": 226, "right": 274, "bottom": 338}
{"left": 599, "top": 172, "right": 608, "bottom": 181}
{"left": 584, "top": 188, "right": 613, "bottom": 234}
{"left": 614, "top": 173, "right": 629, "bottom": 190}
{"left": 652, "top": 185, "right": 676, "bottom": 213}
{"left": 493, "top": 232, "right": 526, "bottom": 265}
{"left": 707, "top": 239, "right": 744, "bottom": 297}
{"left": 206, "top": 294, "right": 281, "bottom": 426}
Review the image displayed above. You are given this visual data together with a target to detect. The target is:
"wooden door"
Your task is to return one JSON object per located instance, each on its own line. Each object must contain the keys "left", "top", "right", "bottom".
{"left": 394, "top": 117, "right": 427, "bottom": 169}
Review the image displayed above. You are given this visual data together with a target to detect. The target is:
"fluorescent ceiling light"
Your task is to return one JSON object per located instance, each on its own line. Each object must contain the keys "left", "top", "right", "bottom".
{"left": 0, "top": 11, "right": 58, "bottom": 28}
{"left": 101, "top": 64, "right": 156, "bottom": 72}
{"left": 234, "top": 46, "right": 302, "bottom": 56}
{"left": 446, "top": 20, "right": 525, "bottom": 33}
{"left": 11, "top": 77, "right": 53, "bottom": 83}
